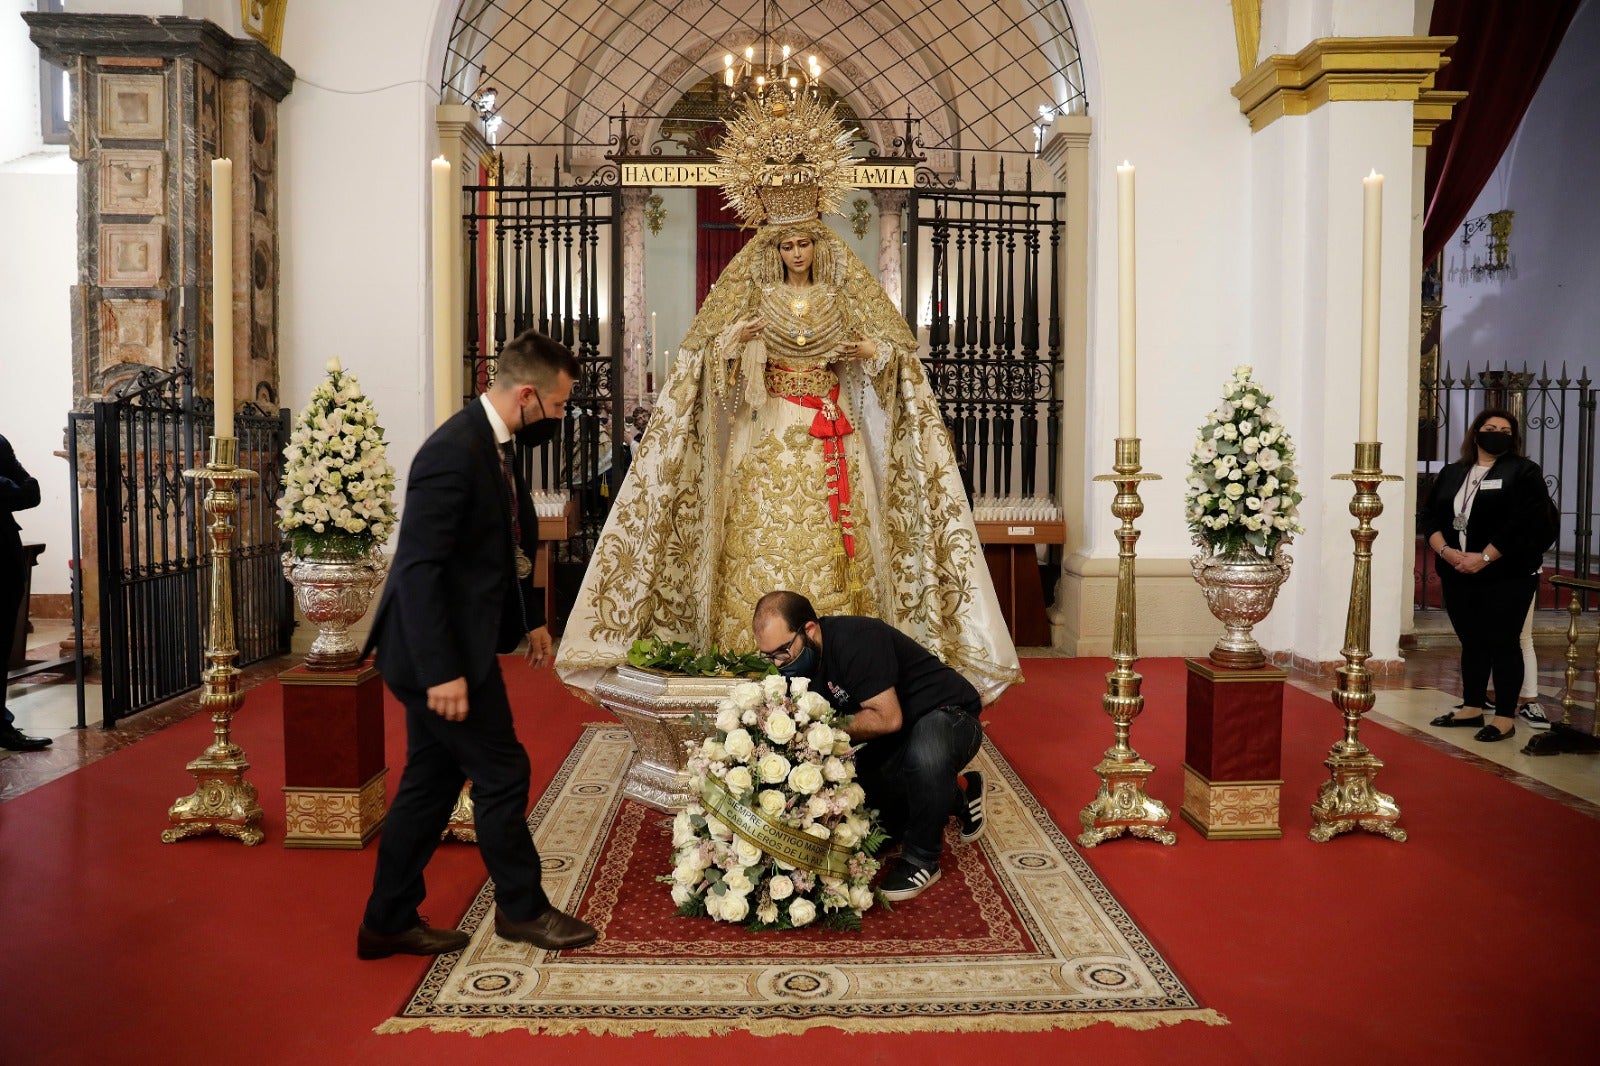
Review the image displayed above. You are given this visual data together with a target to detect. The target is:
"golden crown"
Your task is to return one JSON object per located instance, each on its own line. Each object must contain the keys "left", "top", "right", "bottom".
{"left": 714, "top": 93, "right": 856, "bottom": 228}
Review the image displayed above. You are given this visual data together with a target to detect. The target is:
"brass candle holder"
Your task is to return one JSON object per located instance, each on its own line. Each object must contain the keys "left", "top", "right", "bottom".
{"left": 1309, "top": 440, "right": 1406, "bottom": 843}
{"left": 1079, "top": 437, "right": 1176, "bottom": 847}
{"left": 162, "top": 436, "right": 265, "bottom": 845}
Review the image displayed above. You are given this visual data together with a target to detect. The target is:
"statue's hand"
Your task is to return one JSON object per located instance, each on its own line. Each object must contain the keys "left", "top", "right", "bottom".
{"left": 836, "top": 338, "right": 876, "bottom": 361}
{"left": 736, "top": 317, "right": 764, "bottom": 343}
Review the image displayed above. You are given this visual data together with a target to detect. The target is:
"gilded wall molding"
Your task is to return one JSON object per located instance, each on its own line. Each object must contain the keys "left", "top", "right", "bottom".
{"left": 1231, "top": 36, "right": 1459, "bottom": 134}
{"left": 241, "top": 1, "right": 286, "bottom": 56}
{"left": 1414, "top": 87, "right": 1469, "bottom": 147}
{"left": 1231, "top": 0, "right": 1261, "bottom": 79}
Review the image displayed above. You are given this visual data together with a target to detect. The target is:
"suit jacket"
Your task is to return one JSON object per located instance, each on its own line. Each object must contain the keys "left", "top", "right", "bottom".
{"left": 1420, "top": 454, "right": 1549, "bottom": 578}
{"left": 0, "top": 433, "right": 41, "bottom": 542}
{"left": 363, "top": 402, "right": 543, "bottom": 691}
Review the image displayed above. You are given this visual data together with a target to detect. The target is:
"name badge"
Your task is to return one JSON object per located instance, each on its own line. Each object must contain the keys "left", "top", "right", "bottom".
{"left": 1481, "top": 479, "right": 1502, "bottom": 489}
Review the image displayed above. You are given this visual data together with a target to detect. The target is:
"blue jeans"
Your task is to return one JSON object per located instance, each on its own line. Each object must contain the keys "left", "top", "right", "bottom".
{"left": 857, "top": 706, "right": 983, "bottom": 868}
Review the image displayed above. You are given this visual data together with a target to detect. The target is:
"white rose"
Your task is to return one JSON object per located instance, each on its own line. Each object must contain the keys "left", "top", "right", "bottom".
{"left": 757, "top": 752, "right": 792, "bottom": 784}
{"left": 788, "top": 676, "right": 810, "bottom": 696}
{"left": 803, "top": 822, "right": 830, "bottom": 841}
{"left": 719, "top": 891, "right": 750, "bottom": 923}
{"left": 761, "top": 673, "right": 787, "bottom": 703}
{"left": 806, "top": 722, "right": 835, "bottom": 753}
{"left": 731, "top": 682, "right": 764, "bottom": 710}
{"left": 1224, "top": 482, "right": 1245, "bottom": 499}
{"left": 849, "top": 884, "right": 874, "bottom": 911}
{"left": 835, "top": 783, "right": 865, "bottom": 810}
{"left": 757, "top": 788, "right": 786, "bottom": 817}
{"left": 723, "top": 729, "right": 755, "bottom": 762}
{"left": 672, "top": 859, "right": 701, "bottom": 886}
{"left": 684, "top": 846, "right": 712, "bottom": 873}
{"left": 705, "top": 816, "right": 733, "bottom": 841}
{"left": 672, "top": 810, "right": 697, "bottom": 847}
{"left": 768, "top": 874, "right": 794, "bottom": 900}
{"left": 699, "top": 737, "right": 727, "bottom": 762}
{"left": 724, "top": 867, "right": 754, "bottom": 894}
{"left": 715, "top": 700, "right": 741, "bottom": 732}
{"left": 788, "top": 898, "right": 817, "bottom": 927}
{"left": 832, "top": 820, "right": 860, "bottom": 847}
{"left": 795, "top": 691, "right": 831, "bottom": 719}
{"left": 724, "top": 766, "right": 753, "bottom": 797}
{"left": 1258, "top": 448, "right": 1283, "bottom": 471}
{"left": 764, "top": 710, "right": 797, "bottom": 744}
{"left": 806, "top": 794, "right": 830, "bottom": 819}
{"left": 822, "top": 756, "right": 849, "bottom": 783}
{"left": 671, "top": 883, "right": 695, "bottom": 907}
{"left": 733, "top": 837, "right": 764, "bottom": 868}
{"left": 789, "top": 762, "right": 826, "bottom": 795}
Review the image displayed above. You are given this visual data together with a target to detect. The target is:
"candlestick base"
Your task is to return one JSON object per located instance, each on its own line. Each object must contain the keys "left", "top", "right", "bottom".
{"left": 1079, "top": 753, "right": 1176, "bottom": 847}
{"left": 1308, "top": 745, "right": 1405, "bottom": 843}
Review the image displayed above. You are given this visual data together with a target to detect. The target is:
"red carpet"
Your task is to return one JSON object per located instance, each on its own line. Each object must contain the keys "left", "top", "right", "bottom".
{"left": 2, "top": 656, "right": 1597, "bottom": 1064}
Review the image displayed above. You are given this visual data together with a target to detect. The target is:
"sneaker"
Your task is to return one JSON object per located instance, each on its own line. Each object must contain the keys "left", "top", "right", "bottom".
{"left": 879, "top": 858, "right": 941, "bottom": 902}
{"left": 1517, "top": 702, "right": 1550, "bottom": 726}
{"left": 958, "top": 770, "right": 986, "bottom": 843}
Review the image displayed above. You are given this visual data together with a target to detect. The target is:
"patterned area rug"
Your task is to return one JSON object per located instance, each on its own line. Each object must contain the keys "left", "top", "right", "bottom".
{"left": 379, "top": 725, "right": 1225, "bottom": 1037}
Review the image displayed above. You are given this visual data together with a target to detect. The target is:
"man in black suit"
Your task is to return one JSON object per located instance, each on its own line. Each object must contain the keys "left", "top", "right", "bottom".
{"left": 357, "top": 330, "right": 597, "bottom": 958}
{"left": 1, "top": 432, "right": 51, "bottom": 753}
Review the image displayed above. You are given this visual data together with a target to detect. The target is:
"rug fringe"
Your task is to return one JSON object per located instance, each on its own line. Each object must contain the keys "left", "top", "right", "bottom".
{"left": 376, "top": 1008, "right": 1228, "bottom": 1039}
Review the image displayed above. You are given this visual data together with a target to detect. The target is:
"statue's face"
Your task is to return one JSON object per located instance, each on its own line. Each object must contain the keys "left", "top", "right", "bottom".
{"left": 778, "top": 236, "right": 814, "bottom": 281}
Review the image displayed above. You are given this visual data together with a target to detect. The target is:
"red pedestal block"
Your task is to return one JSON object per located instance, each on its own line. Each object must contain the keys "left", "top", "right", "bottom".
{"left": 279, "top": 662, "right": 387, "bottom": 849}
{"left": 1181, "top": 658, "right": 1285, "bottom": 839}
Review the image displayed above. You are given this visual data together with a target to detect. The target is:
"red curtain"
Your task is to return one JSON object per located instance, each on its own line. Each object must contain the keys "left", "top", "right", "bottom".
{"left": 1423, "top": 0, "right": 1582, "bottom": 263}
{"left": 696, "top": 185, "right": 753, "bottom": 309}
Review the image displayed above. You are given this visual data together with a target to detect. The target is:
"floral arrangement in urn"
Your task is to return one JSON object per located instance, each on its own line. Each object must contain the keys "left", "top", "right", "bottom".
{"left": 278, "top": 358, "right": 397, "bottom": 559}
{"left": 1184, "top": 366, "right": 1304, "bottom": 668}
{"left": 666, "top": 675, "right": 888, "bottom": 931}
{"left": 1184, "top": 365, "right": 1305, "bottom": 554}
{"left": 277, "top": 358, "right": 396, "bottom": 670}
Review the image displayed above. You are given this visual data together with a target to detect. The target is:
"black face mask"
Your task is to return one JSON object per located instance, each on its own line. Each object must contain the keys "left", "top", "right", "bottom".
{"left": 513, "top": 391, "right": 560, "bottom": 448}
{"left": 778, "top": 635, "right": 821, "bottom": 679}
{"left": 1478, "top": 430, "right": 1513, "bottom": 457}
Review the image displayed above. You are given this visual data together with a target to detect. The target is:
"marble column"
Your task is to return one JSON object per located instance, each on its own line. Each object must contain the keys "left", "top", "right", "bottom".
{"left": 26, "top": 13, "right": 294, "bottom": 653}
{"left": 872, "top": 190, "right": 907, "bottom": 316}
{"left": 621, "top": 187, "right": 650, "bottom": 408}
{"left": 436, "top": 104, "right": 488, "bottom": 400}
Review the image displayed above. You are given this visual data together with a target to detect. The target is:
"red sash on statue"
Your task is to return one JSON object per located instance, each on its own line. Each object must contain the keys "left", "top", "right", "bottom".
{"left": 767, "top": 367, "right": 857, "bottom": 562}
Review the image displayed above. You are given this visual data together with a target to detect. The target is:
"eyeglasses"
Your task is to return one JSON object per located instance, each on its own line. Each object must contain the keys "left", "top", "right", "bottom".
{"left": 758, "top": 631, "right": 802, "bottom": 665}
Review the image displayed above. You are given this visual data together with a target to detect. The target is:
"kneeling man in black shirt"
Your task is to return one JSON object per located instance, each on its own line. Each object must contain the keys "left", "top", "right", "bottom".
{"left": 752, "top": 590, "right": 986, "bottom": 902}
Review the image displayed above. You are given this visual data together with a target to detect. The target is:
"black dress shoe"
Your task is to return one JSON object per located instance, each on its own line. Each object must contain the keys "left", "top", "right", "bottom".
{"left": 1429, "top": 712, "right": 1485, "bottom": 728}
{"left": 0, "top": 726, "right": 52, "bottom": 752}
{"left": 494, "top": 904, "right": 598, "bottom": 950}
{"left": 1474, "top": 723, "right": 1517, "bottom": 743}
{"left": 356, "top": 920, "right": 470, "bottom": 959}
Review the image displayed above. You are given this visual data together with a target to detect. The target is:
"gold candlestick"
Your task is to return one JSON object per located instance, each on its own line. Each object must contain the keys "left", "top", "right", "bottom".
{"left": 163, "top": 436, "right": 265, "bottom": 845}
{"left": 1079, "top": 437, "right": 1175, "bottom": 847}
{"left": 1309, "top": 440, "right": 1406, "bottom": 843}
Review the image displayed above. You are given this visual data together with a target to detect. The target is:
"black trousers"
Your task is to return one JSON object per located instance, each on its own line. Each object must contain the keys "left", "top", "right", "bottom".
{"left": 856, "top": 706, "right": 983, "bottom": 868}
{"left": 1, "top": 528, "right": 23, "bottom": 729}
{"left": 1441, "top": 572, "right": 1540, "bottom": 718}
{"left": 362, "top": 662, "right": 549, "bottom": 933}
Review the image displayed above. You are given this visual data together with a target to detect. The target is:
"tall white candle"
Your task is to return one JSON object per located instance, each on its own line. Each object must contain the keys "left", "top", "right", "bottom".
{"left": 432, "top": 156, "right": 454, "bottom": 427}
{"left": 210, "top": 157, "right": 234, "bottom": 440}
{"left": 1358, "top": 169, "right": 1383, "bottom": 442}
{"left": 1116, "top": 161, "right": 1137, "bottom": 438}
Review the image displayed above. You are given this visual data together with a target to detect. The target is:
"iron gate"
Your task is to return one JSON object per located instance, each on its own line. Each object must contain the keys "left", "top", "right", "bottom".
{"left": 907, "top": 160, "right": 1064, "bottom": 500}
{"left": 461, "top": 157, "right": 625, "bottom": 609}
{"left": 1416, "top": 363, "right": 1598, "bottom": 612}
{"left": 67, "top": 341, "right": 291, "bottom": 727}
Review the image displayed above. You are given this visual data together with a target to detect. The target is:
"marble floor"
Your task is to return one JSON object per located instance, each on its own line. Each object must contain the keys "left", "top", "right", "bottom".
{"left": 5, "top": 620, "right": 1599, "bottom": 812}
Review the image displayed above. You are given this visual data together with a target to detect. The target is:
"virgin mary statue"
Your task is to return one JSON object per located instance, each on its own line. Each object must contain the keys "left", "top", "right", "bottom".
{"left": 556, "top": 94, "right": 1019, "bottom": 703}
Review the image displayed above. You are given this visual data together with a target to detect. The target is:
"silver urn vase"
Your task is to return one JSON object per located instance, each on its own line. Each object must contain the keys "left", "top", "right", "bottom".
{"left": 1191, "top": 539, "right": 1293, "bottom": 670}
{"left": 282, "top": 547, "right": 389, "bottom": 670}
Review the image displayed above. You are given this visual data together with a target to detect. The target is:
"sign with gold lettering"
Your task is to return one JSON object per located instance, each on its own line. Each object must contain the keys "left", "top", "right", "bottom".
{"left": 701, "top": 775, "right": 854, "bottom": 878}
{"left": 621, "top": 161, "right": 916, "bottom": 189}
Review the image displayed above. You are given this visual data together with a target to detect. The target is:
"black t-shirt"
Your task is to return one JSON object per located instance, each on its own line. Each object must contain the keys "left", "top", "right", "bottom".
{"left": 810, "top": 616, "right": 980, "bottom": 731}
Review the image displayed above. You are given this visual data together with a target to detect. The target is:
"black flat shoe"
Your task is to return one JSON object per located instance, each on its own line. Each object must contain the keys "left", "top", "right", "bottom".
{"left": 1473, "top": 723, "right": 1516, "bottom": 742}
{"left": 1430, "top": 712, "right": 1485, "bottom": 728}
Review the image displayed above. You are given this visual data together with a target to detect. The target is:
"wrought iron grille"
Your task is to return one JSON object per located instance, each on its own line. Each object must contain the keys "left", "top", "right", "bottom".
{"left": 442, "top": 0, "right": 1087, "bottom": 169}
{"left": 461, "top": 158, "right": 626, "bottom": 583}
{"left": 908, "top": 159, "right": 1063, "bottom": 499}
{"left": 67, "top": 336, "right": 291, "bottom": 727}
{"left": 1416, "top": 363, "right": 1598, "bottom": 612}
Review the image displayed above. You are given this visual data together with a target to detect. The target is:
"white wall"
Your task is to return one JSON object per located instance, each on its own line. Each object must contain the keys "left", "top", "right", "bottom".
{"left": 2, "top": 0, "right": 75, "bottom": 594}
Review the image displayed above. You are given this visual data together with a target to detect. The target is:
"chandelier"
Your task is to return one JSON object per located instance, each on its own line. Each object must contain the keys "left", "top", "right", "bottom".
{"left": 717, "top": 0, "right": 826, "bottom": 113}
{"left": 1447, "top": 210, "right": 1517, "bottom": 283}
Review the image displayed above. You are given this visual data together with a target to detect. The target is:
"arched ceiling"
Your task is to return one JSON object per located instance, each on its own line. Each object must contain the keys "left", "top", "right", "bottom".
{"left": 442, "top": 0, "right": 1086, "bottom": 175}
